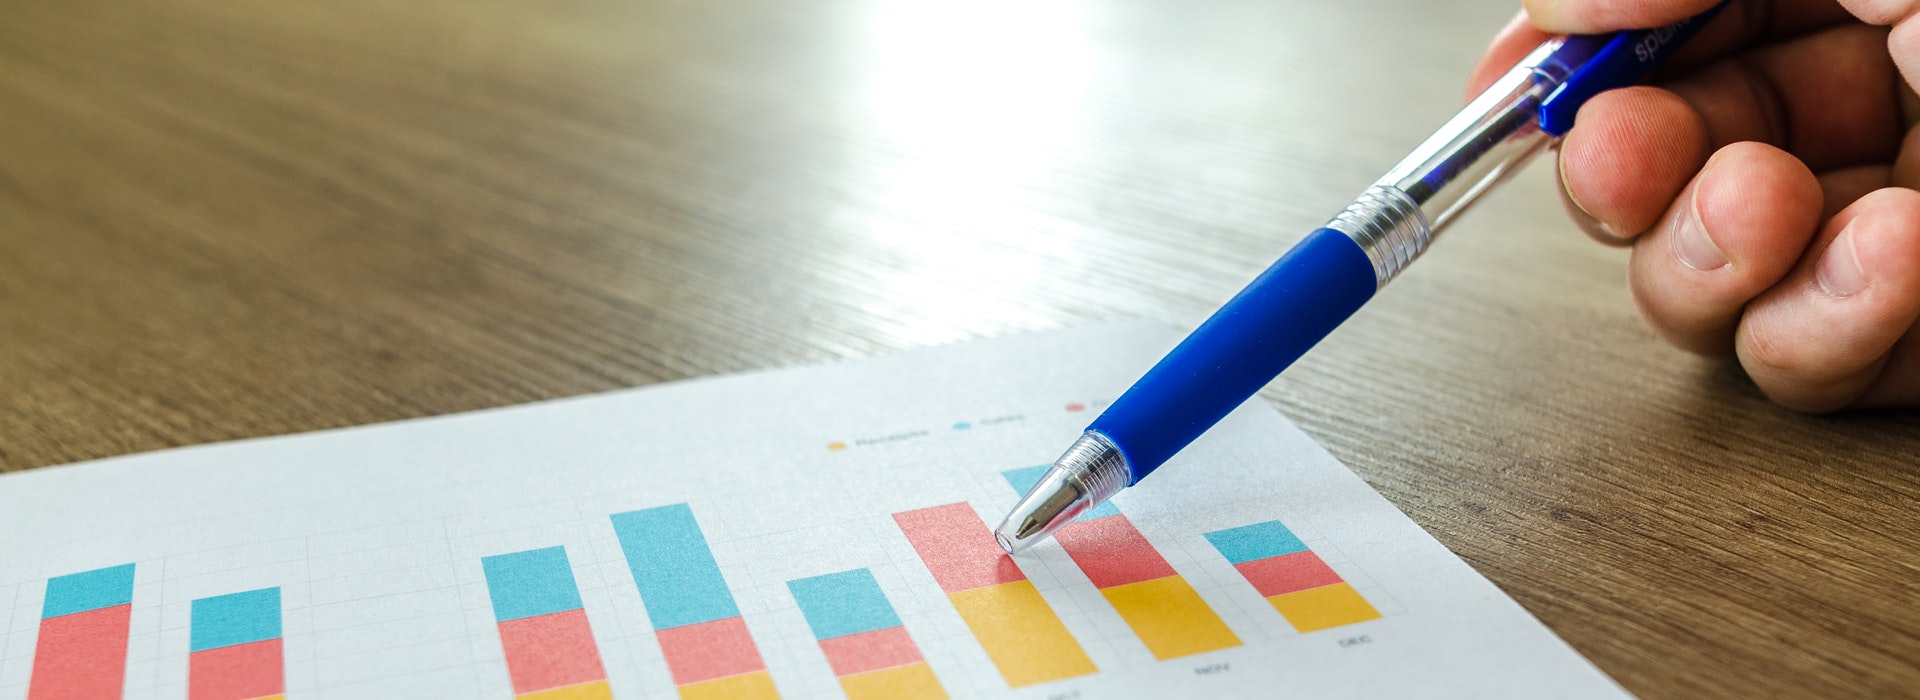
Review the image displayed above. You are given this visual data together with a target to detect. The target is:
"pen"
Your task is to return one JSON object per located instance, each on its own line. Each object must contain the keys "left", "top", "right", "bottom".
{"left": 996, "top": 5, "right": 1729, "bottom": 554}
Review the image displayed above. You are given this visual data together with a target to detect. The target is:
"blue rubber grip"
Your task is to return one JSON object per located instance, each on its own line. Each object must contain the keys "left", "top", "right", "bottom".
{"left": 1089, "top": 228, "right": 1377, "bottom": 483}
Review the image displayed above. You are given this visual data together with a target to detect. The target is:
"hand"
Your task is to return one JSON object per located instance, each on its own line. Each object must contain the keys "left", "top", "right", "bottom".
{"left": 1468, "top": 0, "right": 1920, "bottom": 411}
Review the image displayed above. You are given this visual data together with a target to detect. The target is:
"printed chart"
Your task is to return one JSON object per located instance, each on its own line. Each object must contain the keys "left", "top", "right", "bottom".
{"left": 787, "top": 570, "right": 944, "bottom": 700}
{"left": 610, "top": 504, "right": 776, "bottom": 700}
{"left": 481, "top": 548, "right": 611, "bottom": 700}
{"left": 1001, "top": 466, "right": 1241, "bottom": 660}
{"left": 29, "top": 565, "right": 135, "bottom": 700}
{"left": 187, "top": 588, "right": 284, "bottom": 700}
{"left": 0, "top": 323, "right": 1627, "bottom": 698}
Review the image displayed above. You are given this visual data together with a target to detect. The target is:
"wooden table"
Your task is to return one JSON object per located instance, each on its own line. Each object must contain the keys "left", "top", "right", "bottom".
{"left": 3, "top": 0, "right": 1915, "bottom": 695}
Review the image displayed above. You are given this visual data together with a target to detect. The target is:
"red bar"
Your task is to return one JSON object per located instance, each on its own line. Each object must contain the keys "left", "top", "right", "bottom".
{"left": 656, "top": 616, "right": 766, "bottom": 686}
{"left": 496, "top": 609, "right": 607, "bottom": 694}
{"left": 1050, "top": 514, "right": 1179, "bottom": 589}
{"left": 1235, "top": 551, "right": 1344, "bottom": 597}
{"left": 29, "top": 604, "right": 131, "bottom": 700}
{"left": 818, "top": 626, "right": 924, "bottom": 677}
{"left": 893, "top": 503, "right": 1026, "bottom": 594}
{"left": 189, "top": 638, "right": 283, "bottom": 700}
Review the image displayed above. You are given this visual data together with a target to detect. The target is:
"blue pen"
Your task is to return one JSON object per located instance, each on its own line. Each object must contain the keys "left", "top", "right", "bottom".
{"left": 996, "top": 6, "right": 1728, "bottom": 554}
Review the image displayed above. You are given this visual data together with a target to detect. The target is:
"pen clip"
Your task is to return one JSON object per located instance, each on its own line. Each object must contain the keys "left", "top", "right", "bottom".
{"left": 1535, "top": 1, "right": 1730, "bottom": 137}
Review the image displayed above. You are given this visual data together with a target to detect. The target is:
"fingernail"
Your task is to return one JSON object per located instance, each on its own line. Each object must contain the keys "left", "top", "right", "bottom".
{"left": 1817, "top": 223, "right": 1868, "bottom": 296}
{"left": 1670, "top": 189, "right": 1728, "bottom": 271}
{"left": 1558, "top": 156, "right": 1633, "bottom": 245}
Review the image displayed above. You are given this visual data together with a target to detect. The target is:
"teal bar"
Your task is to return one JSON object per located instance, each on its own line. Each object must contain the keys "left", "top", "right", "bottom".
{"left": 1204, "top": 520, "right": 1309, "bottom": 565}
{"left": 482, "top": 546, "right": 585, "bottom": 622}
{"left": 42, "top": 564, "right": 135, "bottom": 619}
{"left": 787, "top": 569, "right": 902, "bottom": 641}
{"left": 190, "top": 588, "right": 281, "bottom": 652}
{"left": 611, "top": 503, "right": 741, "bottom": 630}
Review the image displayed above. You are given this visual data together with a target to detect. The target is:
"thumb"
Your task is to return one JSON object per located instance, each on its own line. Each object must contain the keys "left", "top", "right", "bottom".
{"left": 1523, "top": 0, "right": 1726, "bottom": 33}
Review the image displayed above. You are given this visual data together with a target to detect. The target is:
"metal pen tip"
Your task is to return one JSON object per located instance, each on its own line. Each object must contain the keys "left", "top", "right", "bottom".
{"left": 993, "top": 431, "right": 1132, "bottom": 555}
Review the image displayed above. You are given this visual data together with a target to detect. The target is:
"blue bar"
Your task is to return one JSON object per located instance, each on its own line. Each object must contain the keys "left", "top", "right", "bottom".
{"left": 1204, "top": 520, "right": 1309, "bottom": 565}
{"left": 190, "top": 588, "right": 282, "bottom": 653}
{"left": 611, "top": 504, "right": 741, "bottom": 630}
{"left": 1003, "top": 465, "right": 1120, "bottom": 521}
{"left": 482, "top": 546, "right": 585, "bottom": 622}
{"left": 787, "top": 569, "right": 902, "bottom": 641}
{"left": 42, "top": 564, "right": 135, "bottom": 619}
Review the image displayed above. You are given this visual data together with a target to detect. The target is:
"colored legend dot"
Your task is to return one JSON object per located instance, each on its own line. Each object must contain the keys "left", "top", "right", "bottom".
{"left": 952, "top": 422, "right": 971, "bottom": 431}
{"left": 1064, "top": 403, "right": 1084, "bottom": 413}
{"left": 827, "top": 442, "right": 848, "bottom": 452}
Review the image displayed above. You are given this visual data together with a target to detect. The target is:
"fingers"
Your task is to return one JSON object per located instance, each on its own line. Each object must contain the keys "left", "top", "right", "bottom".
{"left": 1557, "top": 87, "right": 1711, "bottom": 243}
{"left": 1853, "top": 328, "right": 1920, "bottom": 407}
{"left": 1522, "top": 0, "right": 1726, "bottom": 33}
{"left": 1817, "top": 165, "right": 1893, "bottom": 219}
{"left": 1626, "top": 142, "right": 1825, "bottom": 355}
{"left": 1557, "top": 25, "right": 1902, "bottom": 242}
{"left": 1466, "top": 10, "right": 1556, "bottom": 100}
{"left": 1661, "top": 24, "right": 1903, "bottom": 172}
{"left": 1734, "top": 187, "right": 1920, "bottom": 411}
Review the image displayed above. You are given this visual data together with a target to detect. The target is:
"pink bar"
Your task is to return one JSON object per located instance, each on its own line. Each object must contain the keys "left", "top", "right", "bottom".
{"left": 818, "top": 626, "right": 924, "bottom": 677}
{"left": 893, "top": 503, "right": 1026, "bottom": 594}
{"left": 29, "top": 604, "right": 131, "bottom": 700}
{"left": 1051, "top": 514, "right": 1178, "bottom": 589}
{"left": 497, "top": 608, "right": 609, "bottom": 694}
{"left": 189, "top": 638, "right": 284, "bottom": 700}
{"left": 656, "top": 616, "right": 766, "bottom": 686}
{"left": 1235, "top": 551, "right": 1344, "bottom": 597}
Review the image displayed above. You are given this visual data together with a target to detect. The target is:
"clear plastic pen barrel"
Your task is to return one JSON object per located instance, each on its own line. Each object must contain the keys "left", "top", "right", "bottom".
{"left": 1331, "top": 38, "right": 1577, "bottom": 286}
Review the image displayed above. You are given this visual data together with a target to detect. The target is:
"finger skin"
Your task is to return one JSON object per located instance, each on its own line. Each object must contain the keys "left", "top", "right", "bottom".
{"left": 1523, "top": 0, "right": 1727, "bottom": 33}
{"left": 1817, "top": 165, "right": 1893, "bottom": 220}
{"left": 1558, "top": 87, "right": 1711, "bottom": 241}
{"left": 1660, "top": 24, "right": 1902, "bottom": 172}
{"left": 1627, "top": 142, "right": 1825, "bottom": 355}
{"left": 1466, "top": 10, "right": 1554, "bottom": 99}
{"left": 1855, "top": 327, "right": 1920, "bottom": 407}
{"left": 1736, "top": 187, "right": 1920, "bottom": 411}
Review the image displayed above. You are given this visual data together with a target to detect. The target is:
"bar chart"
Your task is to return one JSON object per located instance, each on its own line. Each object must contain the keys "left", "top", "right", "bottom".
{"left": 1001, "top": 467, "right": 1242, "bottom": 660}
{"left": 787, "top": 569, "right": 945, "bottom": 700}
{"left": 1205, "top": 520, "right": 1381, "bottom": 632}
{"left": 29, "top": 563, "right": 135, "bottom": 700}
{"left": 188, "top": 587, "right": 284, "bottom": 700}
{"left": 482, "top": 546, "right": 613, "bottom": 700}
{"left": 611, "top": 504, "right": 778, "bottom": 700}
{"left": 893, "top": 503, "right": 1097, "bottom": 688}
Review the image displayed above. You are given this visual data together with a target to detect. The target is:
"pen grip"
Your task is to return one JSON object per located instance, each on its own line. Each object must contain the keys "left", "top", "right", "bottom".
{"left": 1089, "top": 228, "right": 1377, "bottom": 482}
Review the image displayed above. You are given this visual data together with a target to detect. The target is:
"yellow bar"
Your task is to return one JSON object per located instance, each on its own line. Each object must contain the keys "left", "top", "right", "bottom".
{"left": 947, "top": 580, "right": 1097, "bottom": 687}
{"left": 839, "top": 661, "right": 947, "bottom": 700}
{"left": 1100, "top": 575, "right": 1242, "bottom": 659}
{"left": 1267, "top": 582, "right": 1382, "bottom": 633}
{"left": 519, "top": 679, "right": 614, "bottom": 700}
{"left": 679, "top": 671, "right": 778, "bottom": 700}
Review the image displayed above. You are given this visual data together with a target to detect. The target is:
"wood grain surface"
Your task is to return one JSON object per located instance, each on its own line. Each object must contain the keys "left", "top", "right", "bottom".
{"left": 2, "top": 0, "right": 1915, "bottom": 695}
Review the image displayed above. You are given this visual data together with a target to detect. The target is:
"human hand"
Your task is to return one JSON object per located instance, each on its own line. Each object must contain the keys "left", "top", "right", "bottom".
{"left": 1468, "top": 0, "right": 1920, "bottom": 411}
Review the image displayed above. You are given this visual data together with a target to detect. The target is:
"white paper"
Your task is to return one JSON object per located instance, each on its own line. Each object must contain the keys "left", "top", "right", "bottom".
{"left": 0, "top": 321, "right": 1625, "bottom": 699}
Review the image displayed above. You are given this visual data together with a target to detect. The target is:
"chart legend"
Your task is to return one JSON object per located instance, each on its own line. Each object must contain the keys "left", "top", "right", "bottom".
{"left": 787, "top": 569, "right": 945, "bottom": 700}
{"left": 1205, "top": 520, "right": 1382, "bottom": 632}
{"left": 611, "top": 504, "right": 778, "bottom": 700}
{"left": 29, "top": 563, "right": 135, "bottom": 700}
{"left": 482, "top": 547, "right": 613, "bottom": 700}
{"left": 894, "top": 503, "right": 1096, "bottom": 688}
{"left": 188, "top": 587, "right": 284, "bottom": 700}
{"left": 1002, "top": 466, "right": 1241, "bottom": 659}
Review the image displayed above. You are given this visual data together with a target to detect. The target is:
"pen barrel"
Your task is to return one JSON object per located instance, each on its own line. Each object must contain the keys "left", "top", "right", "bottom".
{"left": 1378, "top": 43, "right": 1563, "bottom": 239}
{"left": 1088, "top": 228, "right": 1377, "bottom": 482}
